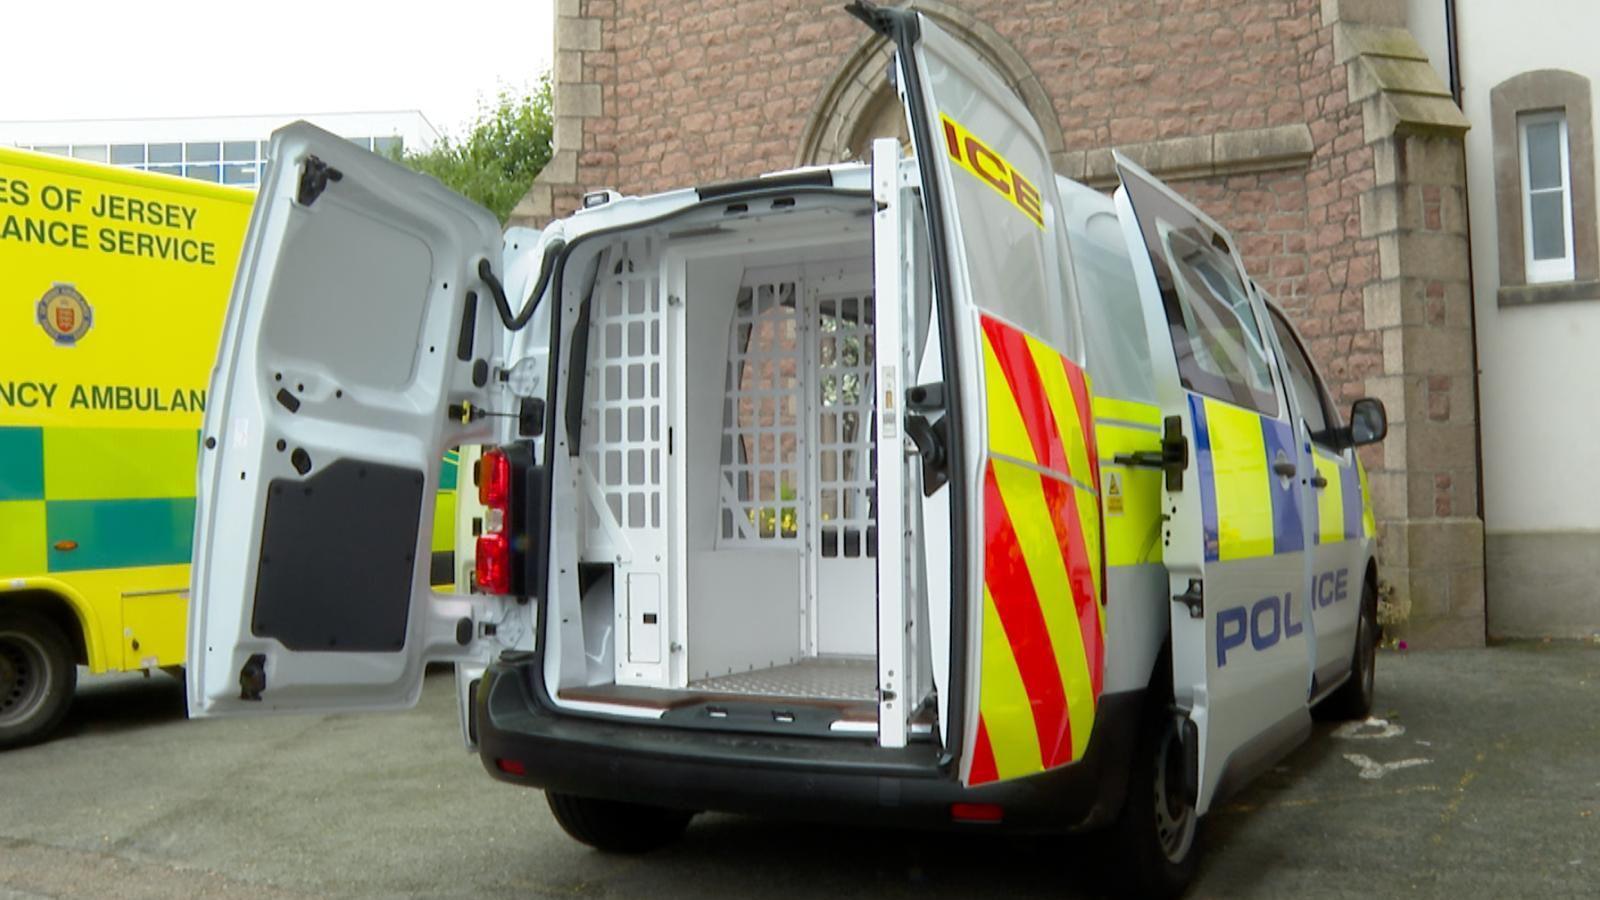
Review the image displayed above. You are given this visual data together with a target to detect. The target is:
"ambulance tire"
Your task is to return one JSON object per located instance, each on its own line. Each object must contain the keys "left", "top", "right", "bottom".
{"left": 545, "top": 791, "right": 694, "bottom": 853}
{"left": 1103, "top": 694, "right": 1199, "bottom": 899}
{"left": 1314, "top": 577, "right": 1378, "bottom": 721}
{"left": 0, "top": 610, "right": 76, "bottom": 750}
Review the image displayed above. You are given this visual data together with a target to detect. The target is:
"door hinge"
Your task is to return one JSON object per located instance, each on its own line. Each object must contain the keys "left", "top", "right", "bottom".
{"left": 1173, "top": 578, "right": 1203, "bottom": 619}
{"left": 297, "top": 155, "right": 343, "bottom": 206}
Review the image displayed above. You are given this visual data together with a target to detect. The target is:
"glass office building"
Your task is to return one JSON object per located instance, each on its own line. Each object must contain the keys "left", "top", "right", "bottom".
{"left": 0, "top": 112, "right": 437, "bottom": 188}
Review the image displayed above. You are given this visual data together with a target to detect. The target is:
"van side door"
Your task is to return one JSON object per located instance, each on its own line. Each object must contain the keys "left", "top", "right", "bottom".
{"left": 1112, "top": 155, "right": 1312, "bottom": 813}
{"left": 1264, "top": 305, "right": 1366, "bottom": 695}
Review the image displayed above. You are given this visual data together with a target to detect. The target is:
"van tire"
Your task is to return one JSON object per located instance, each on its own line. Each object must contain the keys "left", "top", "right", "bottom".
{"left": 545, "top": 791, "right": 694, "bottom": 853}
{"left": 1103, "top": 699, "right": 1200, "bottom": 898}
{"left": 0, "top": 610, "right": 76, "bottom": 749}
{"left": 1313, "top": 577, "right": 1378, "bottom": 721}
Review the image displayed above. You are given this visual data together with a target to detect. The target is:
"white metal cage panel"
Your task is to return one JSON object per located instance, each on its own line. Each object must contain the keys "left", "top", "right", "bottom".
{"left": 718, "top": 282, "right": 806, "bottom": 546}
{"left": 580, "top": 270, "right": 665, "bottom": 559}
{"left": 813, "top": 292, "right": 877, "bottom": 561}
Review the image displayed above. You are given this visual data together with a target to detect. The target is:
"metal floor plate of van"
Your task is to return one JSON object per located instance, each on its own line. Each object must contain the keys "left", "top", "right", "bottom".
{"left": 688, "top": 658, "right": 876, "bottom": 702}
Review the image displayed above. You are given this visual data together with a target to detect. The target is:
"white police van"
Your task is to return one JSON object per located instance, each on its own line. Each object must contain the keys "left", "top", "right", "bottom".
{"left": 187, "top": 4, "right": 1386, "bottom": 896}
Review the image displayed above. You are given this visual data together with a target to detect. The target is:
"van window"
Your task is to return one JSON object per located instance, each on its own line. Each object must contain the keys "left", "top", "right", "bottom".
{"left": 1065, "top": 200, "right": 1155, "bottom": 405}
{"left": 1267, "top": 307, "right": 1340, "bottom": 448}
{"left": 1160, "top": 226, "right": 1277, "bottom": 414}
{"left": 1120, "top": 167, "right": 1279, "bottom": 416}
{"left": 927, "top": 62, "right": 1077, "bottom": 353}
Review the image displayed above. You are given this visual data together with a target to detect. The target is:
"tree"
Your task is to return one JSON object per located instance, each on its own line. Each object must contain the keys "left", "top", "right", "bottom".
{"left": 396, "top": 78, "right": 553, "bottom": 222}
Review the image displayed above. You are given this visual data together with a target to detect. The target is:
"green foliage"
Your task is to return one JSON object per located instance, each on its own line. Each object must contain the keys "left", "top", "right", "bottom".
{"left": 394, "top": 79, "right": 553, "bottom": 222}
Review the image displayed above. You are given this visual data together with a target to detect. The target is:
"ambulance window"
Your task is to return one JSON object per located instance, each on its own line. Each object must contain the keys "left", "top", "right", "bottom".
{"left": 1267, "top": 307, "right": 1338, "bottom": 447}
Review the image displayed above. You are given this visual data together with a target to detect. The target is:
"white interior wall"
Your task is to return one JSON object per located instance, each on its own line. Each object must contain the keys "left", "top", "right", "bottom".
{"left": 683, "top": 254, "right": 803, "bottom": 679}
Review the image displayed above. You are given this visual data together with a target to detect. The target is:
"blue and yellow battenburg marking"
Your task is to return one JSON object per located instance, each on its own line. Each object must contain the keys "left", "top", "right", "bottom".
{"left": 1188, "top": 394, "right": 1371, "bottom": 561}
{"left": 1308, "top": 445, "right": 1370, "bottom": 544}
{"left": 1189, "top": 395, "right": 1302, "bottom": 561}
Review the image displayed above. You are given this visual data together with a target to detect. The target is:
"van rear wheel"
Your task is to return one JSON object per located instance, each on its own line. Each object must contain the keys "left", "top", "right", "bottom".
{"left": 1103, "top": 702, "right": 1199, "bottom": 898}
{"left": 545, "top": 791, "right": 694, "bottom": 853}
{"left": 0, "top": 610, "right": 76, "bottom": 749}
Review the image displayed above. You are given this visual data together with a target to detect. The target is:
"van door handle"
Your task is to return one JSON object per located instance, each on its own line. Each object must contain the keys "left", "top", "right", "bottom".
{"left": 1272, "top": 459, "right": 1297, "bottom": 478}
{"left": 1310, "top": 473, "right": 1329, "bottom": 489}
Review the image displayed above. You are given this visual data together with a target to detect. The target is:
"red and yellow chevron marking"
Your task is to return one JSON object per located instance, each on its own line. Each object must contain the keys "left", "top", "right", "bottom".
{"left": 969, "top": 314, "right": 1105, "bottom": 786}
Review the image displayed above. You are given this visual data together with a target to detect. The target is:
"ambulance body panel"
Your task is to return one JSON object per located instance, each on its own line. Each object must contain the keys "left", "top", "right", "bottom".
{"left": 186, "top": 4, "right": 1385, "bottom": 893}
{"left": 0, "top": 148, "right": 253, "bottom": 748}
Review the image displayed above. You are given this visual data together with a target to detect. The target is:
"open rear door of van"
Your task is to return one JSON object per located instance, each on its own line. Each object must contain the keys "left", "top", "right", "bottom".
{"left": 188, "top": 122, "right": 514, "bottom": 717}
{"left": 855, "top": 3, "right": 1106, "bottom": 787}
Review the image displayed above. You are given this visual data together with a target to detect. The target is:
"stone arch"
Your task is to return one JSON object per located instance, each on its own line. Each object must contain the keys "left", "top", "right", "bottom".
{"left": 795, "top": 1, "right": 1066, "bottom": 170}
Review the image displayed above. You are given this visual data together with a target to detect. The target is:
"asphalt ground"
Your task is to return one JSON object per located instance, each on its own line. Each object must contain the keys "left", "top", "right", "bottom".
{"left": 2, "top": 643, "right": 1597, "bottom": 899}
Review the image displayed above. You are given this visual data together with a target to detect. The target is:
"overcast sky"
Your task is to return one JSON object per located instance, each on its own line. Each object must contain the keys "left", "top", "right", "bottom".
{"left": 0, "top": 0, "right": 554, "bottom": 140}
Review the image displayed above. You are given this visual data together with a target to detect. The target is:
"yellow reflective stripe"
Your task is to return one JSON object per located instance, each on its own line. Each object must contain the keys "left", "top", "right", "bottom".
{"left": 0, "top": 500, "right": 48, "bottom": 573}
{"left": 982, "top": 332, "right": 1038, "bottom": 465}
{"left": 1312, "top": 452, "right": 1344, "bottom": 545}
{"left": 1358, "top": 457, "right": 1376, "bottom": 538}
{"left": 1094, "top": 417, "right": 1164, "bottom": 567}
{"left": 1074, "top": 483, "right": 1107, "bottom": 636}
{"left": 979, "top": 585, "right": 1044, "bottom": 780}
{"left": 990, "top": 458, "right": 1095, "bottom": 760}
{"left": 1204, "top": 399, "right": 1273, "bottom": 561}
{"left": 431, "top": 492, "right": 457, "bottom": 555}
{"left": 1091, "top": 396, "right": 1163, "bottom": 427}
{"left": 1024, "top": 334, "right": 1093, "bottom": 485}
{"left": 1022, "top": 337, "right": 1104, "bottom": 618}
{"left": 44, "top": 427, "right": 198, "bottom": 501}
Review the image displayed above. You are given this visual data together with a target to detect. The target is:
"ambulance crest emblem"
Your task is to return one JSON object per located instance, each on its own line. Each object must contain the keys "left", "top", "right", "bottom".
{"left": 36, "top": 283, "right": 93, "bottom": 346}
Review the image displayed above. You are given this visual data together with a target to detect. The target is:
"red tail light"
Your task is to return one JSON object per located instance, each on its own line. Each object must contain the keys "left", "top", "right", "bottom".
{"left": 476, "top": 532, "right": 512, "bottom": 595}
{"left": 478, "top": 449, "right": 511, "bottom": 507}
{"left": 474, "top": 448, "right": 513, "bottom": 595}
{"left": 495, "top": 757, "right": 527, "bottom": 776}
{"left": 949, "top": 803, "right": 1004, "bottom": 823}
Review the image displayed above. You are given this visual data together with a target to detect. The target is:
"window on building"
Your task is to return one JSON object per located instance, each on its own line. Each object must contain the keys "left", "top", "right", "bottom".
{"left": 1519, "top": 111, "right": 1576, "bottom": 283}
{"left": 1491, "top": 70, "right": 1598, "bottom": 304}
{"left": 110, "top": 144, "right": 145, "bottom": 165}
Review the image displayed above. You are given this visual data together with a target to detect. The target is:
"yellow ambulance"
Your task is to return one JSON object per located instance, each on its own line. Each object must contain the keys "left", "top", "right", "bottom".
{"left": 0, "top": 147, "right": 253, "bottom": 746}
{"left": 0, "top": 147, "right": 465, "bottom": 749}
{"left": 1, "top": 148, "right": 463, "bottom": 748}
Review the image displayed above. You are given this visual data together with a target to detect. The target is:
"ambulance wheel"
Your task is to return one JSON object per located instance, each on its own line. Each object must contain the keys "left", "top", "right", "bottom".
{"left": 545, "top": 791, "right": 694, "bottom": 853}
{"left": 0, "top": 610, "right": 76, "bottom": 749}
{"left": 1105, "top": 702, "right": 1199, "bottom": 899}
{"left": 1314, "top": 577, "right": 1378, "bottom": 721}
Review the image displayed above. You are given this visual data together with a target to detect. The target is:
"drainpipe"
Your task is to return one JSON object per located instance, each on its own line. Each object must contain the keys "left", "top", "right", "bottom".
{"left": 1444, "top": 0, "right": 1462, "bottom": 105}
{"left": 1445, "top": 0, "right": 1489, "bottom": 643}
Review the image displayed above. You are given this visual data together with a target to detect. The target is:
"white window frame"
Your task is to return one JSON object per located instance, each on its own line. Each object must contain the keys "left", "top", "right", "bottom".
{"left": 1519, "top": 110, "right": 1577, "bottom": 284}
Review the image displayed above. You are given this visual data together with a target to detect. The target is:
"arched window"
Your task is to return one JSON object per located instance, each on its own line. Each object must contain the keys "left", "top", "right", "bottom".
{"left": 796, "top": 2, "right": 1064, "bottom": 171}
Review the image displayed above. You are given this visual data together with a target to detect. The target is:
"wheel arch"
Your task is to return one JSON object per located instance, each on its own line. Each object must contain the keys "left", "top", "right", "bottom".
{"left": 0, "top": 583, "right": 100, "bottom": 669}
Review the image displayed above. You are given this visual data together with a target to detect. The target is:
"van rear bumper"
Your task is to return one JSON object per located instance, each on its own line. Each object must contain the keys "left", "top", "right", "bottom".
{"left": 475, "top": 660, "right": 1145, "bottom": 833}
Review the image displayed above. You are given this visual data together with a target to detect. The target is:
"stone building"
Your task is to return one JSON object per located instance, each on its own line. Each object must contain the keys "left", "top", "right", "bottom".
{"left": 513, "top": 0, "right": 1519, "bottom": 646}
